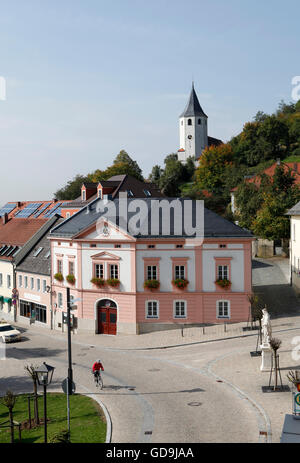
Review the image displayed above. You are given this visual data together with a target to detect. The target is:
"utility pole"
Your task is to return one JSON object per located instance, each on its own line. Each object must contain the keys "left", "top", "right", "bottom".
{"left": 66, "top": 287, "right": 73, "bottom": 393}
{"left": 66, "top": 287, "right": 73, "bottom": 439}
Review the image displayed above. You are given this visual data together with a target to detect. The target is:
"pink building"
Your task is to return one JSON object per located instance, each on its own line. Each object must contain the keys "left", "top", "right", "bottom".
{"left": 49, "top": 198, "right": 253, "bottom": 335}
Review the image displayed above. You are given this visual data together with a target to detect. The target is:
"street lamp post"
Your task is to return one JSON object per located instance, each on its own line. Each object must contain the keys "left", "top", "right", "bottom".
{"left": 34, "top": 362, "right": 55, "bottom": 443}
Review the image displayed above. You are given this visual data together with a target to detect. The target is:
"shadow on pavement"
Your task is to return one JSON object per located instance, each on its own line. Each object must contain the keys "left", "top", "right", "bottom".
{"left": 253, "top": 284, "right": 300, "bottom": 319}
{"left": 252, "top": 260, "right": 273, "bottom": 269}
{"left": 5, "top": 347, "right": 65, "bottom": 360}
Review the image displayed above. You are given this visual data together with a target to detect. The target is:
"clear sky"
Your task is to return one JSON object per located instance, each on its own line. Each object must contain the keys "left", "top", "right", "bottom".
{"left": 0, "top": 0, "right": 300, "bottom": 204}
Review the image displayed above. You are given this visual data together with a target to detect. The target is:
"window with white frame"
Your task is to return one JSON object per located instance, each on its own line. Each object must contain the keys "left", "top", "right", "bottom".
{"left": 43, "top": 280, "right": 47, "bottom": 293}
{"left": 110, "top": 264, "right": 119, "bottom": 279}
{"left": 217, "top": 300, "right": 230, "bottom": 318}
{"left": 217, "top": 265, "right": 228, "bottom": 280}
{"left": 69, "top": 261, "right": 75, "bottom": 275}
{"left": 24, "top": 276, "right": 28, "bottom": 288}
{"left": 18, "top": 275, "right": 22, "bottom": 287}
{"left": 146, "top": 301, "right": 159, "bottom": 319}
{"left": 57, "top": 259, "right": 63, "bottom": 274}
{"left": 95, "top": 264, "right": 104, "bottom": 279}
{"left": 147, "top": 265, "right": 157, "bottom": 280}
{"left": 37, "top": 279, "right": 40, "bottom": 292}
{"left": 7, "top": 275, "right": 11, "bottom": 288}
{"left": 175, "top": 265, "right": 185, "bottom": 279}
{"left": 174, "top": 300, "right": 187, "bottom": 319}
{"left": 0, "top": 273, "right": 3, "bottom": 286}
{"left": 58, "top": 292, "right": 63, "bottom": 308}
{"left": 30, "top": 277, "right": 34, "bottom": 290}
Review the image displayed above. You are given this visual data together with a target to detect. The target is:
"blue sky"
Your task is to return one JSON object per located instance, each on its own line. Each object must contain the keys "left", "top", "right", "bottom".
{"left": 0, "top": 0, "right": 300, "bottom": 203}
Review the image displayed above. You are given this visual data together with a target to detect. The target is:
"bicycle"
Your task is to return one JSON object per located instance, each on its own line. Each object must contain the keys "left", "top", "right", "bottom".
{"left": 93, "top": 370, "right": 103, "bottom": 389}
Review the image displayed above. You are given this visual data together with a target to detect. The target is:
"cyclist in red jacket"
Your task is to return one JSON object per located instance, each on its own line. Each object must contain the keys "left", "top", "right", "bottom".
{"left": 92, "top": 359, "right": 104, "bottom": 380}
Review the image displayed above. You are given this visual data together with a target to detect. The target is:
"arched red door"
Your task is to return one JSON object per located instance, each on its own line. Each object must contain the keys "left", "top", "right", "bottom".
{"left": 97, "top": 299, "right": 117, "bottom": 335}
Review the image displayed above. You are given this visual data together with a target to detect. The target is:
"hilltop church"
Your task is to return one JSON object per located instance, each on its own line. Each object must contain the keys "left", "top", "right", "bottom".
{"left": 177, "top": 84, "right": 222, "bottom": 164}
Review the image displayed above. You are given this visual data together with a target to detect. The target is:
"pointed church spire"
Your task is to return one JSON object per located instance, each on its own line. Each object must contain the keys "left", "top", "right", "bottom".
{"left": 180, "top": 84, "right": 207, "bottom": 118}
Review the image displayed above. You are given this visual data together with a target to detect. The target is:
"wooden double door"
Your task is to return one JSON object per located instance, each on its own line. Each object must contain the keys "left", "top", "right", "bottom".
{"left": 97, "top": 301, "right": 117, "bottom": 335}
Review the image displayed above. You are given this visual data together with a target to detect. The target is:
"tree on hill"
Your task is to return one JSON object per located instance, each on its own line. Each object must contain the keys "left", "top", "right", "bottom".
{"left": 195, "top": 143, "right": 234, "bottom": 195}
{"left": 235, "top": 164, "right": 300, "bottom": 237}
{"left": 54, "top": 150, "right": 143, "bottom": 200}
{"left": 158, "top": 154, "right": 195, "bottom": 196}
{"left": 149, "top": 165, "right": 163, "bottom": 185}
{"left": 54, "top": 174, "right": 90, "bottom": 200}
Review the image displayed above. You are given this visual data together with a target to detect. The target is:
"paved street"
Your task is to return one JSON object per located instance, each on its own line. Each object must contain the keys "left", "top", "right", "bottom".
{"left": 1, "top": 315, "right": 300, "bottom": 443}
{"left": 252, "top": 257, "right": 300, "bottom": 317}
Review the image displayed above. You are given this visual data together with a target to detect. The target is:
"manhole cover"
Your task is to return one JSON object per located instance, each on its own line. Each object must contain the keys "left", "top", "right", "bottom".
{"left": 188, "top": 402, "right": 202, "bottom": 407}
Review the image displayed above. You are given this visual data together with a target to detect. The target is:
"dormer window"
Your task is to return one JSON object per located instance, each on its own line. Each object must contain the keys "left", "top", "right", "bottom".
{"left": 127, "top": 190, "right": 134, "bottom": 197}
{"left": 33, "top": 247, "right": 43, "bottom": 257}
{"left": 144, "top": 189, "right": 151, "bottom": 197}
{"left": 82, "top": 190, "right": 86, "bottom": 201}
{"left": 98, "top": 189, "right": 102, "bottom": 199}
{"left": 198, "top": 119, "right": 202, "bottom": 125}
{"left": 188, "top": 119, "right": 192, "bottom": 126}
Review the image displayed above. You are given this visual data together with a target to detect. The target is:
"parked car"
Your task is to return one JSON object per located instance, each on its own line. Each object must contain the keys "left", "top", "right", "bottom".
{"left": 0, "top": 323, "right": 22, "bottom": 343}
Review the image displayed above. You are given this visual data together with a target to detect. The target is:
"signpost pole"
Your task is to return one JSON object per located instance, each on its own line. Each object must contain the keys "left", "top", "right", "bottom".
{"left": 66, "top": 287, "right": 73, "bottom": 439}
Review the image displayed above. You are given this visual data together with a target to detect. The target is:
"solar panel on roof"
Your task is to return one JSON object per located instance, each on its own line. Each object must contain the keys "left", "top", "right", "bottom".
{"left": 5, "top": 246, "right": 17, "bottom": 257}
{"left": 33, "top": 203, "right": 51, "bottom": 218}
{"left": 44, "top": 202, "right": 62, "bottom": 217}
{"left": 15, "top": 203, "right": 42, "bottom": 218}
{"left": 12, "top": 247, "right": 20, "bottom": 257}
{"left": 0, "top": 203, "right": 17, "bottom": 217}
{"left": 0, "top": 245, "right": 8, "bottom": 255}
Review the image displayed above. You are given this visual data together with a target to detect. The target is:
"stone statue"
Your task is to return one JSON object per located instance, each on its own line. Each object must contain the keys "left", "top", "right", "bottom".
{"left": 261, "top": 306, "right": 271, "bottom": 346}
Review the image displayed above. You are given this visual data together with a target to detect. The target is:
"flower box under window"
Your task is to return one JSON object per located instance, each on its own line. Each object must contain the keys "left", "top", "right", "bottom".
{"left": 106, "top": 278, "right": 120, "bottom": 287}
{"left": 91, "top": 277, "right": 106, "bottom": 288}
{"left": 144, "top": 279, "right": 160, "bottom": 290}
{"left": 66, "top": 274, "right": 76, "bottom": 285}
{"left": 54, "top": 272, "right": 64, "bottom": 282}
{"left": 172, "top": 278, "right": 189, "bottom": 289}
{"left": 215, "top": 278, "right": 231, "bottom": 289}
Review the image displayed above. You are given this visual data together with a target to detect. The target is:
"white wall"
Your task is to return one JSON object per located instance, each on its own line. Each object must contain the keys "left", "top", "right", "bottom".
{"left": 202, "top": 250, "right": 244, "bottom": 292}
{"left": 136, "top": 249, "right": 195, "bottom": 291}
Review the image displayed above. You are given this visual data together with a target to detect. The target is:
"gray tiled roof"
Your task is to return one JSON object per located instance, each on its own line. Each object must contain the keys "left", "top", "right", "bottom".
{"left": 16, "top": 216, "right": 62, "bottom": 275}
{"left": 180, "top": 84, "right": 207, "bottom": 118}
{"left": 286, "top": 201, "right": 300, "bottom": 215}
{"left": 49, "top": 198, "right": 253, "bottom": 239}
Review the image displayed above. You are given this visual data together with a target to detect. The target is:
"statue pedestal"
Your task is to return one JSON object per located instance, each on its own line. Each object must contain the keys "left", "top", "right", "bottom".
{"left": 260, "top": 344, "right": 272, "bottom": 371}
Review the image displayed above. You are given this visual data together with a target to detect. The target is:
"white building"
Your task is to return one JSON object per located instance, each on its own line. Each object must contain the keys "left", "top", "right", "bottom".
{"left": 177, "top": 84, "right": 222, "bottom": 164}
{"left": 287, "top": 200, "right": 300, "bottom": 292}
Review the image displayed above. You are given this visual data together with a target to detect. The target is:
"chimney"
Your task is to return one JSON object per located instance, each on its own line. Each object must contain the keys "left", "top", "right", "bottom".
{"left": 17, "top": 201, "right": 21, "bottom": 208}
{"left": 52, "top": 198, "right": 58, "bottom": 203}
{"left": 2, "top": 213, "right": 8, "bottom": 225}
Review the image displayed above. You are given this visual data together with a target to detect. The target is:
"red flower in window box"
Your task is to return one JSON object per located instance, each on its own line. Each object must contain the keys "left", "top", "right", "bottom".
{"left": 54, "top": 272, "right": 64, "bottom": 282}
{"left": 215, "top": 279, "right": 231, "bottom": 289}
{"left": 90, "top": 277, "right": 106, "bottom": 288}
{"left": 172, "top": 278, "right": 189, "bottom": 289}
{"left": 66, "top": 274, "right": 76, "bottom": 285}
{"left": 106, "top": 278, "right": 120, "bottom": 287}
{"left": 144, "top": 279, "right": 160, "bottom": 290}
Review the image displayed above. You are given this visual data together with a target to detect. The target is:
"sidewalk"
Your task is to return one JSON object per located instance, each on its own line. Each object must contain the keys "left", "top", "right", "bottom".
{"left": 12, "top": 314, "right": 300, "bottom": 351}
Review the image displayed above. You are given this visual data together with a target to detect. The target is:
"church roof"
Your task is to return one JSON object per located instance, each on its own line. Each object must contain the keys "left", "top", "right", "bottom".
{"left": 180, "top": 84, "right": 207, "bottom": 118}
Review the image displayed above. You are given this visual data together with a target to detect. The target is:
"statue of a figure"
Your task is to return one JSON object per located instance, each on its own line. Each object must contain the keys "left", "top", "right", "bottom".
{"left": 261, "top": 306, "right": 271, "bottom": 346}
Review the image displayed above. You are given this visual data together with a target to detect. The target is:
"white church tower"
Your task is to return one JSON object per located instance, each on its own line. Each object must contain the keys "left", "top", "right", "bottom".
{"left": 177, "top": 83, "right": 208, "bottom": 164}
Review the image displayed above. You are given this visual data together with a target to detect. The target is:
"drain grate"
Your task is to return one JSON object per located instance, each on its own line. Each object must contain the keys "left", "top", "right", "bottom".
{"left": 148, "top": 369, "right": 160, "bottom": 372}
{"left": 188, "top": 402, "right": 202, "bottom": 407}
{"left": 144, "top": 431, "right": 152, "bottom": 435}
{"left": 259, "top": 431, "right": 267, "bottom": 436}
